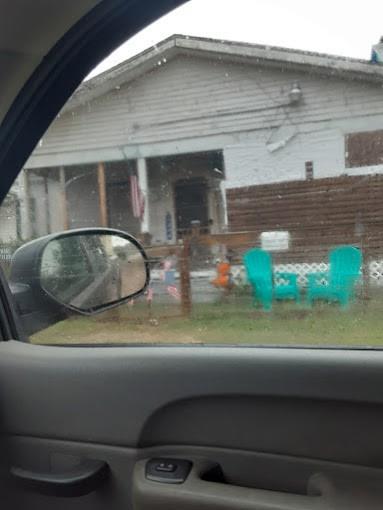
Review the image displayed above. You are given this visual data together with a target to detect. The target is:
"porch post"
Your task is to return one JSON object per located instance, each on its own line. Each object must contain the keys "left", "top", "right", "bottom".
{"left": 97, "top": 162, "right": 108, "bottom": 227}
{"left": 59, "top": 166, "right": 69, "bottom": 230}
{"left": 137, "top": 157, "right": 149, "bottom": 233}
{"left": 220, "top": 179, "right": 228, "bottom": 229}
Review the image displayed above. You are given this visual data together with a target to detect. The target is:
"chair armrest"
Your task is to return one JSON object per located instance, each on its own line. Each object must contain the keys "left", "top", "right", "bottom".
{"left": 275, "top": 272, "right": 298, "bottom": 285}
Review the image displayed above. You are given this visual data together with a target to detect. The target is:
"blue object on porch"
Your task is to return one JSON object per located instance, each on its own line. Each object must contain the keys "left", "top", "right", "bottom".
{"left": 243, "top": 248, "right": 299, "bottom": 311}
{"left": 164, "top": 269, "right": 176, "bottom": 285}
{"left": 306, "top": 245, "right": 362, "bottom": 308}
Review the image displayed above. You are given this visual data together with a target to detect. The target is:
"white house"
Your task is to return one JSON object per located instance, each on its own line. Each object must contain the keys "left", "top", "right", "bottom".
{"left": 11, "top": 34, "right": 383, "bottom": 256}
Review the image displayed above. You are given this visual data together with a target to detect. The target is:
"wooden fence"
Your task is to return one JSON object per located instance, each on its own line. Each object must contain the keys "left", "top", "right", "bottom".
{"left": 144, "top": 221, "right": 383, "bottom": 317}
{"left": 226, "top": 174, "right": 383, "bottom": 263}
{"left": 145, "top": 230, "right": 282, "bottom": 318}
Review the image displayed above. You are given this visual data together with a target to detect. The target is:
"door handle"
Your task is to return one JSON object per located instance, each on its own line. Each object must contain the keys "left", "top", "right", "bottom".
{"left": 10, "top": 458, "right": 109, "bottom": 497}
{"left": 133, "top": 459, "right": 326, "bottom": 510}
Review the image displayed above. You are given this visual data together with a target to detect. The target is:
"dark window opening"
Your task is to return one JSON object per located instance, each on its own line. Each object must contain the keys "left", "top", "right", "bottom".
{"left": 175, "top": 178, "right": 209, "bottom": 238}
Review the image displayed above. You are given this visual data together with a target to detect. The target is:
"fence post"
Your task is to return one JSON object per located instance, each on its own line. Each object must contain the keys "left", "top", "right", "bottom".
{"left": 179, "top": 239, "right": 192, "bottom": 317}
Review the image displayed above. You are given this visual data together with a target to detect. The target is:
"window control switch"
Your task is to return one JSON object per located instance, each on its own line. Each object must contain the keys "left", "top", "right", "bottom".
{"left": 155, "top": 462, "right": 176, "bottom": 473}
{"left": 145, "top": 458, "right": 192, "bottom": 484}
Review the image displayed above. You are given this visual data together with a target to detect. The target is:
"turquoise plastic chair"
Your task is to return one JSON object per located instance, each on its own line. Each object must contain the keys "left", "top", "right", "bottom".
{"left": 243, "top": 248, "right": 300, "bottom": 311}
{"left": 306, "top": 246, "right": 362, "bottom": 308}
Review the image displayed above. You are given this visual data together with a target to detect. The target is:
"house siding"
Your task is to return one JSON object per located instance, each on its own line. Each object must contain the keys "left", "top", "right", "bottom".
{"left": 223, "top": 128, "right": 346, "bottom": 188}
{"left": 27, "top": 55, "right": 383, "bottom": 188}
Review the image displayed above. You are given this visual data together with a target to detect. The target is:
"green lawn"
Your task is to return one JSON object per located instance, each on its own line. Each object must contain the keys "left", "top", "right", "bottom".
{"left": 31, "top": 295, "right": 383, "bottom": 347}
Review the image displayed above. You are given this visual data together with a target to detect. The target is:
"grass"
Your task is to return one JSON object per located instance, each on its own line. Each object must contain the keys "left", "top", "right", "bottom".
{"left": 31, "top": 294, "right": 383, "bottom": 347}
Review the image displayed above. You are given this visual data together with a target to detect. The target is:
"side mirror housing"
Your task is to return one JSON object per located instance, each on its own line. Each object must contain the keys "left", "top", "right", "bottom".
{"left": 9, "top": 228, "right": 150, "bottom": 336}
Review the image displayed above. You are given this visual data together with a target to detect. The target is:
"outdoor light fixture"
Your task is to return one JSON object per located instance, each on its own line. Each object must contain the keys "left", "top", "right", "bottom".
{"left": 289, "top": 82, "right": 302, "bottom": 104}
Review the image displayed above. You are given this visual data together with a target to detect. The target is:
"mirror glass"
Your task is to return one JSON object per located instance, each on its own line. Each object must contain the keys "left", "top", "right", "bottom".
{"left": 40, "top": 232, "right": 147, "bottom": 312}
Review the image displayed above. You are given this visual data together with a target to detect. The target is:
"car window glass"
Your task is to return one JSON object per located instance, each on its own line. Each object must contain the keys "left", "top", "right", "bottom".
{"left": 1, "top": 0, "right": 383, "bottom": 346}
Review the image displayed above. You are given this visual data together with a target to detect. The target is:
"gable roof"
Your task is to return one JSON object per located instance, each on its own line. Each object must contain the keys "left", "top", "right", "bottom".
{"left": 64, "top": 34, "right": 383, "bottom": 113}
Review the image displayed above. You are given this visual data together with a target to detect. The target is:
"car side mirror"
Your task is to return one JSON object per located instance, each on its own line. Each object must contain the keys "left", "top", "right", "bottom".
{"left": 9, "top": 228, "right": 150, "bottom": 334}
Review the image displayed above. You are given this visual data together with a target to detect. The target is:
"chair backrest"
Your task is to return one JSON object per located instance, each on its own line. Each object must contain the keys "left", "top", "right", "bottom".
{"left": 329, "top": 246, "right": 362, "bottom": 286}
{"left": 243, "top": 248, "right": 272, "bottom": 284}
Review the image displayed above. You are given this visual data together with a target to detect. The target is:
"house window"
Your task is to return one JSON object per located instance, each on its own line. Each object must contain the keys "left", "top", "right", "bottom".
{"left": 305, "top": 161, "right": 314, "bottom": 180}
{"left": 345, "top": 130, "right": 383, "bottom": 167}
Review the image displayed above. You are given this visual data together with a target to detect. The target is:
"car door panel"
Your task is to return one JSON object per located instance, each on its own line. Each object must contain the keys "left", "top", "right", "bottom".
{"left": 2, "top": 341, "right": 383, "bottom": 508}
{"left": 133, "top": 455, "right": 383, "bottom": 510}
{"left": 8, "top": 439, "right": 383, "bottom": 510}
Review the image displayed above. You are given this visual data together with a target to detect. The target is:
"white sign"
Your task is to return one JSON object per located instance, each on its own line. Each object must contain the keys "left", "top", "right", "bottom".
{"left": 260, "top": 231, "right": 290, "bottom": 252}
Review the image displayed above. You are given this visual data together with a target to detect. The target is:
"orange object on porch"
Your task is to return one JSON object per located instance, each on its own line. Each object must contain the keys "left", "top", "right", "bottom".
{"left": 211, "top": 261, "right": 232, "bottom": 289}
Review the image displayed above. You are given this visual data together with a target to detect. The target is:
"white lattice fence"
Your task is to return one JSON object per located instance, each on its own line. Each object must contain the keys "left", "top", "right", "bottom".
{"left": 274, "top": 263, "right": 329, "bottom": 287}
{"left": 369, "top": 260, "right": 383, "bottom": 285}
{"left": 231, "top": 260, "right": 383, "bottom": 287}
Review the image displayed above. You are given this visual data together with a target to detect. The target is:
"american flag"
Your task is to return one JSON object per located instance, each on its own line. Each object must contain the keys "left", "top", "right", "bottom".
{"left": 130, "top": 174, "right": 145, "bottom": 219}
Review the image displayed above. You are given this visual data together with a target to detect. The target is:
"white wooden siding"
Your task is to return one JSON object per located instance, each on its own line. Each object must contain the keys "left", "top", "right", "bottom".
{"left": 224, "top": 121, "right": 383, "bottom": 188}
{"left": 224, "top": 128, "right": 346, "bottom": 188}
{"left": 27, "top": 55, "right": 383, "bottom": 168}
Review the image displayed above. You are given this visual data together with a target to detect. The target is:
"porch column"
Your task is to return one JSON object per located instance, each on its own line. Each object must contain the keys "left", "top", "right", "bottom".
{"left": 220, "top": 179, "right": 228, "bottom": 229}
{"left": 59, "top": 166, "right": 69, "bottom": 230}
{"left": 97, "top": 162, "right": 108, "bottom": 227}
{"left": 137, "top": 157, "right": 149, "bottom": 233}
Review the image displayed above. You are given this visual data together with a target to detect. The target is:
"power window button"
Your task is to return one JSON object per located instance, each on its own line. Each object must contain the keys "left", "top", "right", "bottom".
{"left": 146, "top": 458, "right": 192, "bottom": 484}
{"left": 155, "top": 462, "right": 176, "bottom": 473}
